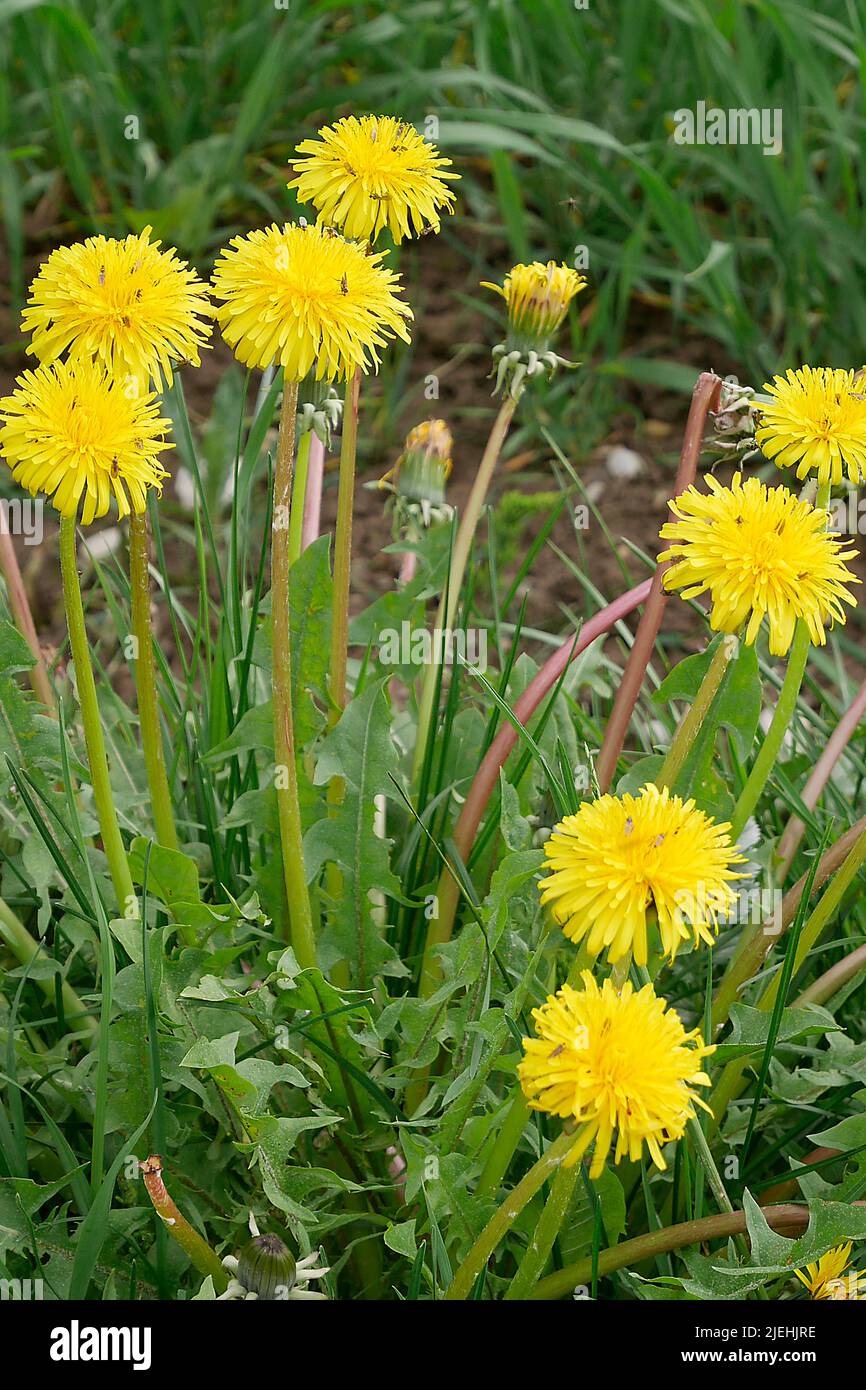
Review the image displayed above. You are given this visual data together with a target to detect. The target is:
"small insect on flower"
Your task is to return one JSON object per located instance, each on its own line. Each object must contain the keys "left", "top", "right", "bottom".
{"left": 289, "top": 114, "right": 459, "bottom": 243}
{"left": 537, "top": 782, "right": 745, "bottom": 966}
{"left": 21, "top": 227, "right": 212, "bottom": 391}
{"left": 756, "top": 366, "right": 866, "bottom": 487}
{"left": 0, "top": 358, "right": 172, "bottom": 523}
{"left": 519, "top": 972, "right": 714, "bottom": 1176}
{"left": 659, "top": 472, "right": 860, "bottom": 656}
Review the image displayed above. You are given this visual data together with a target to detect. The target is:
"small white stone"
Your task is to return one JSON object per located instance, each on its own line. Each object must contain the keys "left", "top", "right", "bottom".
{"left": 81, "top": 527, "right": 122, "bottom": 566}
{"left": 604, "top": 445, "right": 646, "bottom": 481}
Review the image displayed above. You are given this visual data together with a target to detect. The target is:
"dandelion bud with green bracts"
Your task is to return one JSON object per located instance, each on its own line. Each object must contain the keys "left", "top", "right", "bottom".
{"left": 378, "top": 417, "right": 454, "bottom": 532}
{"left": 296, "top": 373, "right": 343, "bottom": 447}
{"left": 482, "top": 260, "right": 586, "bottom": 399}
{"left": 218, "top": 1219, "right": 330, "bottom": 1301}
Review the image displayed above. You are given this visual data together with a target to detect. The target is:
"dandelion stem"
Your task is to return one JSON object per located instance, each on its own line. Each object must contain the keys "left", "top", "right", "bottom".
{"left": 301, "top": 432, "right": 325, "bottom": 552}
{"left": 657, "top": 635, "right": 737, "bottom": 792}
{"left": 505, "top": 1158, "right": 579, "bottom": 1299}
{"left": 59, "top": 514, "right": 135, "bottom": 913}
{"left": 445, "top": 1129, "right": 573, "bottom": 1299}
{"left": 730, "top": 480, "right": 831, "bottom": 843}
{"left": 0, "top": 525, "right": 55, "bottom": 711}
{"left": 272, "top": 378, "right": 316, "bottom": 966}
{"left": 595, "top": 371, "right": 723, "bottom": 792}
{"left": 140, "top": 1155, "right": 227, "bottom": 1292}
{"left": 328, "top": 370, "right": 361, "bottom": 718}
{"left": 528, "top": 1203, "right": 809, "bottom": 1301}
{"left": 129, "top": 511, "right": 178, "bottom": 851}
{"left": 288, "top": 428, "right": 312, "bottom": 568}
{"left": 793, "top": 940, "right": 866, "bottom": 1007}
{"left": 413, "top": 394, "right": 518, "bottom": 782}
{"left": 730, "top": 620, "right": 810, "bottom": 842}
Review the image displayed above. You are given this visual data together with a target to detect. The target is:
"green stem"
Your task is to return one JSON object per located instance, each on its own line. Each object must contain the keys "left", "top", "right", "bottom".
{"left": 288, "top": 428, "right": 312, "bottom": 569}
{"left": 528, "top": 1203, "right": 808, "bottom": 1301}
{"left": 328, "top": 371, "right": 360, "bottom": 719}
{"left": 473, "top": 948, "right": 590, "bottom": 1189}
{"left": 129, "top": 511, "right": 178, "bottom": 851}
{"left": 710, "top": 816, "right": 866, "bottom": 1032}
{"left": 505, "top": 1157, "right": 579, "bottom": 1299}
{"left": 708, "top": 819, "right": 866, "bottom": 1133}
{"left": 59, "top": 514, "right": 135, "bottom": 914}
{"left": 445, "top": 1129, "right": 573, "bottom": 1299}
{"left": 688, "top": 1115, "right": 734, "bottom": 1214}
{"left": 413, "top": 394, "right": 518, "bottom": 783}
{"left": 0, "top": 896, "right": 97, "bottom": 1037}
{"left": 657, "top": 635, "right": 737, "bottom": 791}
{"left": 729, "top": 480, "right": 830, "bottom": 843}
{"left": 272, "top": 378, "right": 317, "bottom": 967}
{"left": 730, "top": 622, "right": 810, "bottom": 841}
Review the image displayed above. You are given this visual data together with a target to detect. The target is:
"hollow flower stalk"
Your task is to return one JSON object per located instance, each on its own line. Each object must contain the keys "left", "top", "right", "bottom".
{"left": 20, "top": 230, "right": 213, "bottom": 851}
{"left": 0, "top": 359, "right": 175, "bottom": 906}
{"left": 211, "top": 220, "right": 411, "bottom": 963}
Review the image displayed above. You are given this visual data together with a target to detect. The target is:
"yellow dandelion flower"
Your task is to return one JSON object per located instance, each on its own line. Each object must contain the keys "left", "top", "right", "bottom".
{"left": 482, "top": 260, "right": 586, "bottom": 349}
{"left": 519, "top": 972, "right": 714, "bottom": 1176}
{"left": 538, "top": 783, "right": 744, "bottom": 966}
{"left": 211, "top": 222, "right": 412, "bottom": 381}
{"left": 289, "top": 115, "right": 458, "bottom": 244}
{"left": 795, "top": 1243, "right": 866, "bottom": 1300}
{"left": 756, "top": 366, "right": 866, "bottom": 487}
{"left": 21, "top": 226, "right": 212, "bottom": 391}
{"left": 659, "top": 472, "right": 860, "bottom": 657}
{"left": 0, "top": 359, "right": 171, "bottom": 523}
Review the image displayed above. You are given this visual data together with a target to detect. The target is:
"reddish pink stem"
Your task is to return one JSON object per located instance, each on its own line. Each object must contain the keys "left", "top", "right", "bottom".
{"left": 0, "top": 524, "right": 55, "bottom": 712}
{"left": 594, "top": 371, "right": 723, "bottom": 792}
{"left": 421, "top": 577, "right": 653, "bottom": 989}
{"left": 776, "top": 675, "right": 866, "bottom": 876}
{"left": 301, "top": 433, "right": 325, "bottom": 553}
{"left": 399, "top": 549, "right": 418, "bottom": 585}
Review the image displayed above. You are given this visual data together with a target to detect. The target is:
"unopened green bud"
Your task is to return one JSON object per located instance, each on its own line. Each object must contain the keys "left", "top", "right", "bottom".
{"left": 237, "top": 1233, "right": 297, "bottom": 1300}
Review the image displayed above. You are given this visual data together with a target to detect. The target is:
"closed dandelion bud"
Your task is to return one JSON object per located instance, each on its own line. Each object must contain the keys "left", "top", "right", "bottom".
{"left": 237, "top": 1233, "right": 297, "bottom": 1300}
{"left": 706, "top": 377, "right": 759, "bottom": 459}
{"left": 296, "top": 374, "right": 343, "bottom": 447}
{"left": 394, "top": 419, "right": 453, "bottom": 506}
{"left": 377, "top": 419, "right": 454, "bottom": 540}
{"left": 482, "top": 261, "right": 586, "bottom": 399}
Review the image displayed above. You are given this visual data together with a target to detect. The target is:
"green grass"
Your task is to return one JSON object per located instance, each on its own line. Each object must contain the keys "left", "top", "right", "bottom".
{"left": 3, "top": 0, "right": 865, "bottom": 409}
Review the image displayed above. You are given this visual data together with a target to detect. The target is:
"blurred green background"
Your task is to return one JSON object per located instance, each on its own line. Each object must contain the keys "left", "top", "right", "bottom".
{"left": 2, "top": 0, "right": 865, "bottom": 441}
